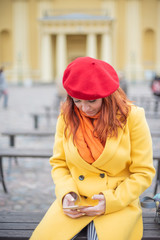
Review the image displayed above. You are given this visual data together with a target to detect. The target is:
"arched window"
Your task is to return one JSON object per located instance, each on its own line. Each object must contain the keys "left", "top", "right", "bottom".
{"left": 143, "top": 28, "right": 155, "bottom": 69}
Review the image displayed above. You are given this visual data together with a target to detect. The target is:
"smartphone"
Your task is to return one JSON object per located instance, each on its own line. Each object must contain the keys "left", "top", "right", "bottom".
{"left": 63, "top": 205, "right": 91, "bottom": 210}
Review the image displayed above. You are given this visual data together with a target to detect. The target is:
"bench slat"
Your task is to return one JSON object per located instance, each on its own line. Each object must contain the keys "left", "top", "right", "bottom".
{"left": 1, "top": 130, "right": 54, "bottom": 137}
{"left": 0, "top": 230, "right": 32, "bottom": 239}
{"left": 0, "top": 223, "right": 38, "bottom": 230}
{"left": 142, "top": 231, "right": 160, "bottom": 239}
{"left": 0, "top": 148, "right": 53, "bottom": 158}
{"left": 143, "top": 224, "right": 160, "bottom": 230}
{"left": 143, "top": 218, "right": 158, "bottom": 224}
{"left": 0, "top": 212, "right": 44, "bottom": 223}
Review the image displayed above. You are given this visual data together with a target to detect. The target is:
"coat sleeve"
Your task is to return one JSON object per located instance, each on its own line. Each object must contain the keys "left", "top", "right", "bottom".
{"left": 102, "top": 107, "right": 156, "bottom": 214}
{"left": 49, "top": 115, "right": 80, "bottom": 206}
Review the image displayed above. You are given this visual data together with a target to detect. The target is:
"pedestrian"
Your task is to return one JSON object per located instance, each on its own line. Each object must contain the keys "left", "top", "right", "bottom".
{"left": 0, "top": 67, "right": 8, "bottom": 108}
{"left": 30, "top": 57, "right": 155, "bottom": 240}
{"left": 151, "top": 75, "right": 160, "bottom": 97}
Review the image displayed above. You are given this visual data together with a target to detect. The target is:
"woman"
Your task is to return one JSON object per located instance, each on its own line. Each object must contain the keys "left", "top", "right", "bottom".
{"left": 30, "top": 57, "right": 155, "bottom": 240}
{"left": 0, "top": 67, "right": 8, "bottom": 108}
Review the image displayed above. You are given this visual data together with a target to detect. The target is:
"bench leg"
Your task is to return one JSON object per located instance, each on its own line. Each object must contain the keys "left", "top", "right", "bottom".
{"left": 9, "top": 136, "right": 18, "bottom": 166}
{"left": 9, "top": 135, "right": 18, "bottom": 166}
{"left": 154, "top": 100, "right": 159, "bottom": 112}
{"left": 34, "top": 115, "right": 39, "bottom": 129}
{"left": 0, "top": 157, "right": 8, "bottom": 193}
{"left": 154, "top": 160, "right": 160, "bottom": 195}
{"left": 46, "top": 112, "right": 51, "bottom": 128}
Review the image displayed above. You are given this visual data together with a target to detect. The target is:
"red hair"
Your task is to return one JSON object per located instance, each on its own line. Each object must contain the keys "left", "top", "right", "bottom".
{"left": 61, "top": 88, "right": 131, "bottom": 145}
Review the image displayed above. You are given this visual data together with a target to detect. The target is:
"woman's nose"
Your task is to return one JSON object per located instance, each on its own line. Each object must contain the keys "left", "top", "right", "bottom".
{"left": 81, "top": 103, "right": 89, "bottom": 112}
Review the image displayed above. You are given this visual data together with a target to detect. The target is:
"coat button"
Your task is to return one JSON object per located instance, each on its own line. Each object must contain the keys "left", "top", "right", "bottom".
{"left": 79, "top": 175, "right": 85, "bottom": 181}
{"left": 100, "top": 173, "right": 105, "bottom": 178}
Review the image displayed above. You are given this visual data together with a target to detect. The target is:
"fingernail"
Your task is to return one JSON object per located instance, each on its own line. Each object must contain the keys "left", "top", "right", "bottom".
{"left": 71, "top": 197, "right": 75, "bottom": 201}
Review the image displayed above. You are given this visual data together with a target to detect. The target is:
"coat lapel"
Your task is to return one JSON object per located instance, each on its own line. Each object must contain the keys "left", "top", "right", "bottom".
{"left": 93, "top": 126, "right": 124, "bottom": 168}
{"left": 68, "top": 126, "right": 125, "bottom": 171}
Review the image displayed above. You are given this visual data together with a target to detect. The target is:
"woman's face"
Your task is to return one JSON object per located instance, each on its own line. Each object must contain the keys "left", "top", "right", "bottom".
{"left": 72, "top": 98, "right": 103, "bottom": 117}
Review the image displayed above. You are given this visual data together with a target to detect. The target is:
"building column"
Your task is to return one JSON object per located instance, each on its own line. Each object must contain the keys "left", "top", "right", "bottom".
{"left": 101, "top": 0, "right": 116, "bottom": 65}
{"left": 41, "top": 33, "right": 53, "bottom": 82}
{"left": 56, "top": 33, "right": 67, "bottom": 96}
{"left": 125, "top": 0, "right": 143, "bottom": 81}
{"left": 12, "top": 0, "right": 29, "bottom": 83}
{"left": 86, "top": 33, "right": 97, "bottom": 58}
{"left": 156, "top": 0, "right": 160, "bottom": 75}
{"left": 101, "top": 32, "right": 112, "bottom": 64}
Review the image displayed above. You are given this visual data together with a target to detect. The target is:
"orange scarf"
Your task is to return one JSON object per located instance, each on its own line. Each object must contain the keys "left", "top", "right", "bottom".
{"left": 74, "top": 107, "right": 104, "bottom": 164}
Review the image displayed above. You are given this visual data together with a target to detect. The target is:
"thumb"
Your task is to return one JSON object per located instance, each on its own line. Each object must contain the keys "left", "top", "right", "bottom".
{"left": 92, "top": 194, "right": 105, "bottom": 201}
{"left": 66, "top": 193, "right": 75, "bottom": 202}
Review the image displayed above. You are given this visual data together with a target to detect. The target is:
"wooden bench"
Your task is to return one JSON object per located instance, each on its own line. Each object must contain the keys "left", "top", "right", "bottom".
{"left": 130, "top": 96, "right": 160, "bottom": 113}
{"left": 151, "top": 131, "right": 160, "bottom": 138}
{"left": 1, "top": 130, "right": 55, "bottom": 147}
{"left": 0, "top": 148, "right": 53, "bottom": 193}
{"left": 0, "top": 211, "right": 159, "bottom": 240}
{"left": 30, "top": 94, "right": 63, "bottom": 129}
{"left": 31, "top": 111, "right": 58, "bottom": 129}
{"left": 129, "top": 95, "right": 160, "bottom": 119}
{"left": 146, "top": 113, "right": 160, "bottom": 119}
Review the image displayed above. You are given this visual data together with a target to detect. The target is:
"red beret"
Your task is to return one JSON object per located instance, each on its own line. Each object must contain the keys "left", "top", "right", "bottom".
{"left": 62, "top": 57, "right": 119, "bottom": 100}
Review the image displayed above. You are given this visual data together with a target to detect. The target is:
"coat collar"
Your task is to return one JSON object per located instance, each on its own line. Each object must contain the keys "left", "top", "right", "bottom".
{"left": 69, "top": 126, "right": 124, "bottom": 172}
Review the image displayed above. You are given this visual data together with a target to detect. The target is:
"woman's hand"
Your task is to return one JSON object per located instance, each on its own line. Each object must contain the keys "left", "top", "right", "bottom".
{"left": 63, "top": 193, "right": 106, "bottom": 218}
{"left": 79, "top": 194, "right": 106, "bottom": 217}
{"left": 63, "top": 192, "right": 85, "bottom": 219}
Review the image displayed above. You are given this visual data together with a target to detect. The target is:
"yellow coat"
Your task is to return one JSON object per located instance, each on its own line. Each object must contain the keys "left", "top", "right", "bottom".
{"left": 30, "top": 106, "right": 155, "bottom": 240}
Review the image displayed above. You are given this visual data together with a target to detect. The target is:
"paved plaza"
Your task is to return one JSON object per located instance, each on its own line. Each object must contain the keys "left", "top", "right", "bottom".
{"left": 0, "top": 82, "right": 159, "bottom": 213}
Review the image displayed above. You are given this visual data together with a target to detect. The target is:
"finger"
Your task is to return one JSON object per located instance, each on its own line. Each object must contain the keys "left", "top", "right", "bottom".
{"left": 81, "top": 208, "right": 103, "bottom": 216}
{"left": 65, "top": 212, "right": 86, "bottom": 219}
{"left": 79, "top": 207, "right": 102, "bottom": 216}
{"left": 63, "top": 209, "right": 79, "bottom": 215}
{"left": 80, "top": 202, "right": 105, "bottom": 215}
{"left": 79, "top": 206, "right": 94, "bottom": 212}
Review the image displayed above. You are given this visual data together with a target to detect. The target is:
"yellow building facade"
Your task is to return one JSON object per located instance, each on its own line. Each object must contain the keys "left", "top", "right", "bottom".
{"left": 0, "top": 0, "right": 160, "bottom": 86}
